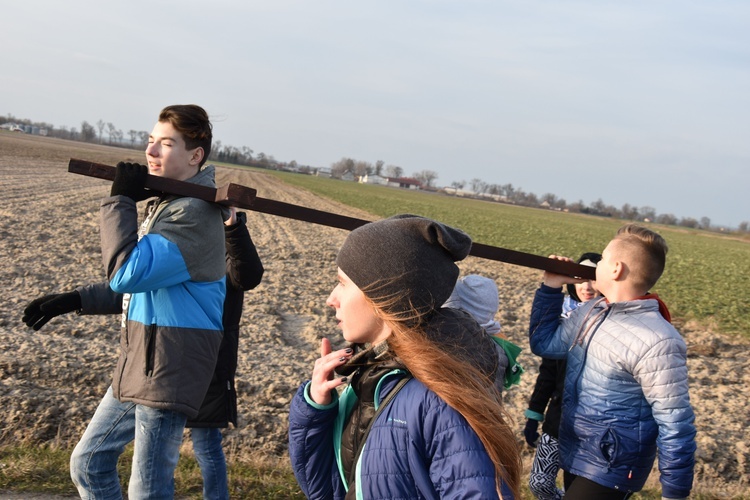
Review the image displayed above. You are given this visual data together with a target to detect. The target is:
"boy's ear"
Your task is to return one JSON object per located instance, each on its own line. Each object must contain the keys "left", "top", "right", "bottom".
{"left": 612, "top": 260, "right": 626, "bottom": 281}
{"left": 189, "top": 147, "right": 204, "bottom": 167}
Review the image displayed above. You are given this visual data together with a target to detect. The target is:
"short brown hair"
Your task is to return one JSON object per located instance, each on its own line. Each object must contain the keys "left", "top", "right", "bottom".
{"left": 614, "top": 224, "right": 668, "bottom": 291}
{"left": 158, "top": 104, "right": 212, "bottom": 167}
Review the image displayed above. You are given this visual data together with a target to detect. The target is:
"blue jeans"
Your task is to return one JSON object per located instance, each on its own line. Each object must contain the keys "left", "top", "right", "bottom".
{"left": 191, "top": 427, "right": 229, "bottom": 500}
{"left": 70, "top": 386, "right": 187, "bottom": 499}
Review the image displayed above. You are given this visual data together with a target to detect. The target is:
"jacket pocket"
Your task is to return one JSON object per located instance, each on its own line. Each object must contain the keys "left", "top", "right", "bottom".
{"left": 599, "top": 427, "right": 619, "bottom": 464}
{"left": 144, "top": 324, "right": 156, "bottom": 377}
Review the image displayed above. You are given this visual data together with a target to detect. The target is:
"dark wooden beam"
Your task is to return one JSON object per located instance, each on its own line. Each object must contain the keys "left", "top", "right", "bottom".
{"left": 68, "top": 158, "right": 596, "bottom": 280}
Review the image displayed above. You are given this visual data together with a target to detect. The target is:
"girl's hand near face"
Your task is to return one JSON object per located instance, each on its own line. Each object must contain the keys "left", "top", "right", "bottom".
{"left": 309, "top": 338, "right": 353, "bottom": 405}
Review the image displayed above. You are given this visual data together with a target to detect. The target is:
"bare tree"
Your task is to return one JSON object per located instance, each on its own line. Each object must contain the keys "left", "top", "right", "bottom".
{"left": 385, "top": 165, "right": 403, "bottom": 178}
{"left": 590, "top": 198, "right": 607, "bottom": 215}
{"left": 375, "top": 160, "right": 385, "bottom": 176}
{"left": 211, "top": 141, "right": 222, "bottom": 161}
{"left": 96, "top": 120, "right": 105, "bottom": 144}
{"left": 451, "top": 180, "right": 466, "bottom": 190}
{"left": 567, "top": 200, "right": 585, "bottom": 213}
{"left": 106, "top": 123, "right": 117, "bottom": 145}
{"left": 541, "top": 193, "right": 557, "bottom": 206}
{"left": 220, "top": 145, "right": 241, "bottom": 164}
{"left": 640, "top": 206, "right": 657, "bottom": 222}
{"left": 469, "top": 178, "right": 484, "bottom": 193}
{"left": 679, "top": 217, "right": 699, "bottom": 228}
{"left": 509, "top": 187, "right": 528, "bottom": 204}
{"left": 242, "top": 146, "right": 254, "bottom": 162}
{"left": 656, "top": 213, "right": 678, "bottom": 226}
{"left": 487, "top": 184, "right": 502, "bottom": 196}
{"left": 413, "top": 170, "right": 438, "bottom": 188}
{"left": 331, "top": 157, "right": 355, "bottom": 178}
{"left": 138, "top": 131, "right": 150, "bottom": 147}
{"left": 621, "top": 203, "right": 640, "bottom": 221}
{"left": 81, "top": 121, "right": 96, "bottom": 142}
{"left": 501, "top": 183, "right": 515, "bottom": 199}
{"left": 354, "top": 161, "right": 373, "bottom": 177}
{"left": 700, "top": 217, "right": 712, "bottom": 230}
{"left": 128, "top": 130, "right": 138, "bottom": 147}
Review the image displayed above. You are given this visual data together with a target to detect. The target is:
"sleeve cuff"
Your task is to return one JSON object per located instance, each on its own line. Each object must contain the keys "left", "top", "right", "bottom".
{"left": 303, "top": 381, "right": 339, "bottom": 410}
{"left": 524, "top": 409, "right": 545, "bottom": 421}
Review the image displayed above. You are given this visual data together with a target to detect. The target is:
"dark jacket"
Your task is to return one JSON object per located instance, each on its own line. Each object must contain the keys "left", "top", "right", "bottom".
{"left": 100, "top": 165, "right": 226, "bottom": 418}
{"left": 526, "top": 357, "right": 565, "bottom": 438}
{"left": 189, "top": 212, "right": 264, "bottom": 427}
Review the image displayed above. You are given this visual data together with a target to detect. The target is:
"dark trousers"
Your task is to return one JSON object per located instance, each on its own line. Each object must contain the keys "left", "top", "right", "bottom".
{"left": 563, "top": 471, "right": 632, "bottom": 500}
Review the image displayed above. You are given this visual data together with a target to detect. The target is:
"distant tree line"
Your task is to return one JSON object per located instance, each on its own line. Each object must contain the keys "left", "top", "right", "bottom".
{"left": 2, "top": 113, "right": 746, "bottom": 234}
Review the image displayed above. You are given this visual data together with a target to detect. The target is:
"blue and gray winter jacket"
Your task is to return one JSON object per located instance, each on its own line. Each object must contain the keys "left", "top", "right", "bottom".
{"left": 99, "top": 165, "right": 226, "bottom": 418}
{"left": 529, "top": 285, "right": 696, "bottom": 499}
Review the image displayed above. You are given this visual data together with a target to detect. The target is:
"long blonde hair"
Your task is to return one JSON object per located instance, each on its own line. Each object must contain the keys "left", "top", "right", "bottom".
{"left": 369, "top": 294, "right": 522, "bottom": 498}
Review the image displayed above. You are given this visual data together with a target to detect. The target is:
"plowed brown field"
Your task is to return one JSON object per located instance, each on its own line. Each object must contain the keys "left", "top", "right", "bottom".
{"left": 1, "top": 132, "right": 747, "bottom": 497}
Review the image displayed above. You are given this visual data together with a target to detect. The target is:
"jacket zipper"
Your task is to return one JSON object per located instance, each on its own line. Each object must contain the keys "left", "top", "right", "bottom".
{"left": 145, "top": 324, "right": 156, "bottom": 377}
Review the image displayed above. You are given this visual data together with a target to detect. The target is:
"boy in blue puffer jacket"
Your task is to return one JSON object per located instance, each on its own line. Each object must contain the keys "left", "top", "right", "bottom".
{"left": 529, "top": 224, "right": 696, "bottom": 500}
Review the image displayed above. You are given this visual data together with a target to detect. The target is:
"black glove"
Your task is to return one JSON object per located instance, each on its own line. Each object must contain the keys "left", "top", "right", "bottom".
{"left": 111, "top": 162, "right": 152, "bottom": 201}
{"left": 523, "top": 418, "right": 540, "bottom": 448}
{"left": 22, "top": 291, "right": 82, "bottom": 331}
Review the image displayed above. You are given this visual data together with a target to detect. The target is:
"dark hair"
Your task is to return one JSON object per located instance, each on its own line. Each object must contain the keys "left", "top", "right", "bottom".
{"left": 567, "top": 252, "right": 602, "bottom": 302}
{"left": 158, "top": 104, "right": 212, "bottom": 167}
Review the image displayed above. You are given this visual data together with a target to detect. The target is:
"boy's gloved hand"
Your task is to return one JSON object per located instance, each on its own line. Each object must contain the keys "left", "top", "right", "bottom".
{"left": 22, "top": 291, "right": 82, "bottom": 331}
{"left": 523, "top": 418, "right": 540, "bottom": 448}
{"left": 111, "top": 162, "right": 151, "bottom": 201}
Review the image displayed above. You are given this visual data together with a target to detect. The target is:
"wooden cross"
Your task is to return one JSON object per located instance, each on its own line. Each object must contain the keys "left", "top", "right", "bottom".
{"left": 68, "top": 158, "right": 596, "bottom": 280}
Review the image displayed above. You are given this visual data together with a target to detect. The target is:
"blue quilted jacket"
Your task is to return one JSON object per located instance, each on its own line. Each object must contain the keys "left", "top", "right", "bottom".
{"left": 288, "top": 374, "right": 513, "bottom": 499}
{"left": 529, "top": 285, "right": 696, "bottom": 499}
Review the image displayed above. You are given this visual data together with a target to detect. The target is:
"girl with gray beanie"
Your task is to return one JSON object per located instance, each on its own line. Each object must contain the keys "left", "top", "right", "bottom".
{"left": 288, "top": 214, "right": 521, "bottom": 499}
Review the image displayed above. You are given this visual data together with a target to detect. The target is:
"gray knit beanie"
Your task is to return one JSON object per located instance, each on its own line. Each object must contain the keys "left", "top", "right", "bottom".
{"left": 443, "top": 275, "right": 501, "bottom": 335}
{"left": 336, "top": 214, "right": 472, "bottom": 321}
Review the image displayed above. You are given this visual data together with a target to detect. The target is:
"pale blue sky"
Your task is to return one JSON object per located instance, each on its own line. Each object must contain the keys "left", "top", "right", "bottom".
{"left": 2, "top": 1, "right": 748, "bottom": 227}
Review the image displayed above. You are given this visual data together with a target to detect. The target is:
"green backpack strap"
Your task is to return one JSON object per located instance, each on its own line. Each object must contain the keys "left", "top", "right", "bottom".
{"left": 490, "top": 336, "right": 524, "bottom": 389}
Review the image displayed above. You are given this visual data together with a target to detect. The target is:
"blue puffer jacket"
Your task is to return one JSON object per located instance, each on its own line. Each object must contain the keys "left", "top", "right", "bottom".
{"left": 529, "top": 285, "right": 696, "bottom": 499}
{"left": 288, "top": 375, "right": 513, "bottom": 499}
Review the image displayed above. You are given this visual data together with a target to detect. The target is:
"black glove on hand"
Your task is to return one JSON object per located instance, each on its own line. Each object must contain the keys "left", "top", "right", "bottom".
{"left": 523, "top": 418, "right": 541, "bottom": 448}
{"left": 22, "top": 291, "right": 82, "bottom": 331}
{"left": 111, "top": 162, "right": 151, "bottom": 201}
